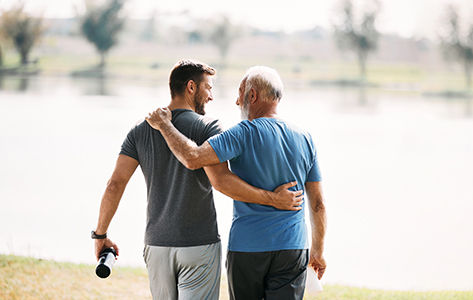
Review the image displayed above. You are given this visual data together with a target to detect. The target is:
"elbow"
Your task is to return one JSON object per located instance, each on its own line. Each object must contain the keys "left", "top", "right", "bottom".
{"left": 106, "top": 179, "right": 126, "bottom": 194}
{"left": 184, "top": 160, "right": 200, "bottom": 170}
{"left": 183, "top": 151, "right": 202, "bottom": 170}
{"left": 312, "top": 200, "right": 326, "bottom": 214}
{"left": 209, "top": 177, "right": 224, "bottom": 192}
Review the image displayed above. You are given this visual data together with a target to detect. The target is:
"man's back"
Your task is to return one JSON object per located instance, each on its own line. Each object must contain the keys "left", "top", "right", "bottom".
{"left": 208, "top": 117, "right": 321, "bottom": 251}
{"left": 120, "top": 109, "right": 223, "bottom": 247}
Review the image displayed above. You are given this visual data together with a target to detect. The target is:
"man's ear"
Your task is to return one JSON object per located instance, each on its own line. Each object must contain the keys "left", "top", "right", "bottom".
{"left": 249, "top": 88, "right": 258, "bottom": 104}
{"left": 186, "top": 80, "right": 196, "bottom": 94}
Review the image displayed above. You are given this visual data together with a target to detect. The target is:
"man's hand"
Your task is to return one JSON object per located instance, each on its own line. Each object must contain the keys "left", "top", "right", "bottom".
{"left": 95, "top": 238, "right": 119, "bottom": 261}
{"left": 271, "top": 181, "right": 304, "bottom": 211}
{"left": 146, "top": 108, "right": 172, "bottom": 131}
{"left": 309, "top": 248, "right": 326, "bottom": 280}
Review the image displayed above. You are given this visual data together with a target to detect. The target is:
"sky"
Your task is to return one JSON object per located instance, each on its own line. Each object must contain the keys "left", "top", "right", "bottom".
{"left": 0, "top": 0, "right": 472, "bottom": 39}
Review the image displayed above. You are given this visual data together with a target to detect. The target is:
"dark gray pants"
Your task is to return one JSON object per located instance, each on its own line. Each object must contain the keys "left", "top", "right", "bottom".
{"left": 226, "top": 249, "right": 308, "bottom": 300}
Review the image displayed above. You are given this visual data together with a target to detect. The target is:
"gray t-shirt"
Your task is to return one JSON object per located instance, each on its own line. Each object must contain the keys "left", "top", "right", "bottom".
{"left": 120, "top": 109, "right": 223, "bottom": 247}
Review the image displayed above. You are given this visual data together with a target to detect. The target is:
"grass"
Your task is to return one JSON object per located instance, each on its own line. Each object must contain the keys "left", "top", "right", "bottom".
{"left": 0, "top": 255, "right": 151, "bottom": 300}
{"left": 1, "top": 255, "right": 472, "bottom": 300}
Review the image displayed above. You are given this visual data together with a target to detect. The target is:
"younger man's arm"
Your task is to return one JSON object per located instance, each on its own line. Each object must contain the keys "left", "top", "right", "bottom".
{"left": 94, "top": 154, "right": 138, "bottom": 260}
{"left": 204, "top": 162, "right": 303, "bottom": 210}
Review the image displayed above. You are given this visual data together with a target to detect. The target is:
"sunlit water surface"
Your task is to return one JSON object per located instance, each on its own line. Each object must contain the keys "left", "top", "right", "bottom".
{"left": 0, "top": 76, "right": 472, "bottom": 290}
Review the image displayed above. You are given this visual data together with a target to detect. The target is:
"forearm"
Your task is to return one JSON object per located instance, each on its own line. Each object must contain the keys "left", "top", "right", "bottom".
{"left": 310, "top": 201, "right": 326, "bottom": 253}
{"left": 205, "top": 163, "right": 303, "bottom": 211}
{"left": 95, "top": 180, "right": 127, "bottom": 234}
{"left": 307, "top": 182, "right": 326, "bottom": 254}
{"left": 211, "top": 170, "right": 273, "bottom": 205}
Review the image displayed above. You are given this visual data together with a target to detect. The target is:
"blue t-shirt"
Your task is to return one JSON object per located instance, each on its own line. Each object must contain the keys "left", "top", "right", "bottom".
{"left": 208, "top": 117, "right": 321, "bottom": 252}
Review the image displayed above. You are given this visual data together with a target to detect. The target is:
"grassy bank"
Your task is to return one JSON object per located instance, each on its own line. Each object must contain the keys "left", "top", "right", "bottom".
{"left": 1, "top": 255, "right": 472, "bottom": 300}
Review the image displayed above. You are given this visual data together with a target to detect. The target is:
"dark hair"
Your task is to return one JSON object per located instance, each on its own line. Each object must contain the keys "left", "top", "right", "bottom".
{"left": 169, "top": 59, "right": 216, "bottom": 97}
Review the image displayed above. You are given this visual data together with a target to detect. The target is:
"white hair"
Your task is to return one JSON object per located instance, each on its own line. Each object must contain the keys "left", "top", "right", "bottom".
{"left": 243, "top": 66, "right": 284, "bottom": 102}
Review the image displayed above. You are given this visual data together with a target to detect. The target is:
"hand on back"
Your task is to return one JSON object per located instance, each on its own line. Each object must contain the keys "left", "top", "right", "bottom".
{"left": 272, "top": 181, "right": 304, "bottom": 211}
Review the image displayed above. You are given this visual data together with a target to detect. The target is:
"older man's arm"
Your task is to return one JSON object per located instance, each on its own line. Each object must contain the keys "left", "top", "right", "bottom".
{"left": 204, "top": 162, "right": 303, "bottom": 210}
{"left": 146, "top": 108, "right": 218, "bottom": 170}
{"left": 305, "top": 181, "right": 327, "bottom": 280}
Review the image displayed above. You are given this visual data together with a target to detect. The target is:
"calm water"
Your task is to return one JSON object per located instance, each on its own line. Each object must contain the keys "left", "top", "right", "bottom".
{"left": 0, "top": 75, "right": 472, "bottom": 291}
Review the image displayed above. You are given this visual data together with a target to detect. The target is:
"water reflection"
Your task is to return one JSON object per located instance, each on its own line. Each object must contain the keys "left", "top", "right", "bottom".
{"left": 358, "top": 86, "right": 367, "bottom": 106}
{"left": 0, "top": 75, "right": 30, "bottom": 92}
{"left": 332, "top": 86, "right": 378, "bottom": 114}
{"left": 79, "top": 76, "right": 110, "bottom": 96}
{"left": 18, "top": 77, "right": 29, "bottom": 91}
{"left": 465, "top": 98, "right": 472, "bottom": 117}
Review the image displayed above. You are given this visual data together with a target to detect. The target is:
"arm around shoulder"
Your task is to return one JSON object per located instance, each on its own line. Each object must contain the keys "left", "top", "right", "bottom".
{"left": 184, "top": 141, "right": 221, "bottom": 170}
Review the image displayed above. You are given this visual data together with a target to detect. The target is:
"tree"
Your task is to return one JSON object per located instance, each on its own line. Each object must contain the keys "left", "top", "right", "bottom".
{"left": 210, "top": 16, "right": 237, "bottom": 65}
{"left": 0, "top": 3, "right": 43, "bottom": 65}
{"left": 440, "top": 5, "right": 473, "bottom": 90}
{"left": 79, "top": 0, "right": 125, "bottom": 68}
{"left": 334, "top": 0, "right": 380, "bottom": 83}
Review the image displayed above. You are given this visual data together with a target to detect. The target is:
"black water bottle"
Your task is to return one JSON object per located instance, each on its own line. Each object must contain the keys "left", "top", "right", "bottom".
{"left": 95, "top": 248, "right": 117, "bottom": 278}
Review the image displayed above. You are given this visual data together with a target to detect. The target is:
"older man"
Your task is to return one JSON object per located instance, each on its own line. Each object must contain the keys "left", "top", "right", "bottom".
{"left": 146, "top": 66, "right": 327, "bottom": 300}
{"left": 92, "top": 60, "right": 304, "bottom": 300}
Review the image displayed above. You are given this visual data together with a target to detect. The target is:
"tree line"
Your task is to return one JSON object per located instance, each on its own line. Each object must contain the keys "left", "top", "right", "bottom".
{"left": 1, "top": 0, "right": 473, "bottom": 89}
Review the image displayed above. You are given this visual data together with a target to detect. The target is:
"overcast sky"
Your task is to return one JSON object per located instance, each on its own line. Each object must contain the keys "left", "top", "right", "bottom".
{"left": 1, "top": 0, "right": 472, "bottom": 38}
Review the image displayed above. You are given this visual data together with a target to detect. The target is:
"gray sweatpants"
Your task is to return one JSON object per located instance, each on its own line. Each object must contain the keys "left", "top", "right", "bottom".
{"left": 143, "top": 242, "right": 221, "bottom": 300}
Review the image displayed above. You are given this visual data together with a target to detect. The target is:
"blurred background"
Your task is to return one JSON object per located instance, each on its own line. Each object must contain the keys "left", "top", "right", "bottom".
{"left": 0, "top": 0, "right": 472, "bottom": 292}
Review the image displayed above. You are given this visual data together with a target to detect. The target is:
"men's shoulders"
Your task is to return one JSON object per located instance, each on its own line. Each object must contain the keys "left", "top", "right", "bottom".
{"left": 196, "top": 114, "right": 222, "bottom": 130}
{"left": 128, "top": 119, "right": 152, "bottom": 137}
{"left": 120, "top": 119, "right": 149, "bottom": 162}
{"left": 174, "top": 110, "right": 218, "bottom": 127}
{"left": 278, "top": 119, "right": 314, "bottom": 142}
{"left": 174, "top": 110, "right": 224, "bottom": 143}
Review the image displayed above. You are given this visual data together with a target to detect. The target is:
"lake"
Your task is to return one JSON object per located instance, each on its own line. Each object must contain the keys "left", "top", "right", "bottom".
{"left": 0, "top": 75, "right": 472, "bottom": 291}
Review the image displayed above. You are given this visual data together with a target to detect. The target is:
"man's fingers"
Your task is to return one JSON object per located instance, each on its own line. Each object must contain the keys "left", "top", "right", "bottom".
{"left": 279, "top": 201, "right": 302, "bottom": 211}
{"left": 285, "top": 181, "right": 298, "bottom": 188}
{"left": 275, "top": 181, "right": 297, "bottom": 191}
{"left": 318, "top": 267, "right": 325, "bottom": 279}
{"left": 293, "top": 189, "right": 303, "bottom": 196}
{"left": 113, "top": 243, "right": 120, "bottom": 256}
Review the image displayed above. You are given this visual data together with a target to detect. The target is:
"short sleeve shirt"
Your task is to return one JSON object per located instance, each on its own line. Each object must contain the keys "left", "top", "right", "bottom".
{"left": 208, "top": 117, "right": 321, "bottom": 252}
{"left": 120, "top": 109, "right": 223, "bottom": 247}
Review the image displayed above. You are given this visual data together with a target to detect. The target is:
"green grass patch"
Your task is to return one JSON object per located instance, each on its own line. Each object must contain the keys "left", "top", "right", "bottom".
{"left": 1, "top": 254, "right": 471, "bottom": 300}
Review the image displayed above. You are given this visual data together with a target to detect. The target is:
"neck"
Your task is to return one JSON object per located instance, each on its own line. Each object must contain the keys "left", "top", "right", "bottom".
{"left": 168, "top": 95, "right": 194, "bottom": 112}
{"left": 248, "top": 104, "right": 278, "bottom": 121}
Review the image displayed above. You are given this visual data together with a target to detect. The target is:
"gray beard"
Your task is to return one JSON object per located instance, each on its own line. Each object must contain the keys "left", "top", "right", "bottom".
{"left": 240, "top": 96, "right": 249, "bottom": 120}
{"left": 240, "top": 106, "right": 249, "bottom": 120}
